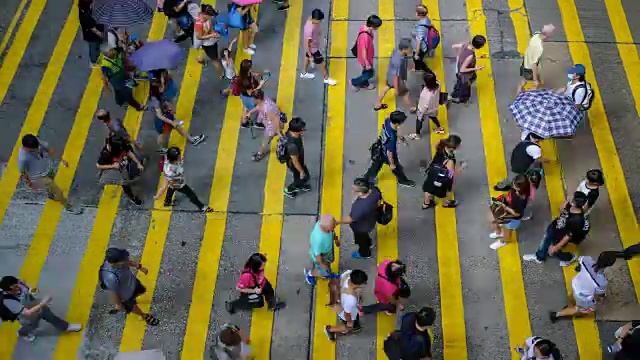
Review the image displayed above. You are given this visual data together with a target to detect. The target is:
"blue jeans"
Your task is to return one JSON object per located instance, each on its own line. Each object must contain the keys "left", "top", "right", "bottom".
{"left": 534, "top": 229, "right": 574, "bottom": 262}
{"left": 88, "top": 40, "right": 101, "bottom": 64}
{"left": 351, "top": 67, "right": 374, "bottom": 88}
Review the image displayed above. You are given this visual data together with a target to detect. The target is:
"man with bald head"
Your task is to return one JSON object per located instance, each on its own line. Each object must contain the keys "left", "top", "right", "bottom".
{"left": 305, "top": 214, "right": 340, "bottom": 286}
{"left": 517, "top": 24, "right": 555, "bottom": 93}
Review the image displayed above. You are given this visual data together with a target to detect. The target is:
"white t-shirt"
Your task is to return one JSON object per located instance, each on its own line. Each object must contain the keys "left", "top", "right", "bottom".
{"left": 222, "top": 58, "right": 236, "bottom": 80}
{"left": 519, "top": 132, "right": 542, "bottom": 159}
{"left": 338, "top": 270, "right": 358, "bottom": 322}
{"left": 565, "top": 81, "right": 589, "bottom": 107}
{"left": 572, "top": 256, "right": 607, "bottom": 309}
{"left": 522, "top": 337, "right": 556, "bottom": 360}
{"left": 163, "top": 160, "right": 186, "bottom": 189}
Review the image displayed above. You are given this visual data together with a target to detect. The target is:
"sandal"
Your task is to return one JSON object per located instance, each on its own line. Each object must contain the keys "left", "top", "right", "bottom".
{"left": 434, "top": 127, "right": 445, "bottom": 134}
{"left": 252, "top": 152, "right": 265, "bottom": 162}
{"left": 443, "top": 200, "right": 458, "bottom": 208}
{"left": 163, "top": 200, "right": 177, "bottom": 207}
{"left": 373, "top": 104, "right": 388, "bottom": 111}
{"left": 202, "top": 206, "right": 213, "bottom": 213}
{"left": 421, "top": 200, "right": 435, "bottom": 209}
{"left": 143, "top": 314, "right": 160, "bottom": 326}
{"left": 409, "top": 107, "right": 417, "bottom": 114}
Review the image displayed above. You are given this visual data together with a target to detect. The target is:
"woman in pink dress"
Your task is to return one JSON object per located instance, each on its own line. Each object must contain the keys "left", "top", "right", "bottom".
{"left": 246, "top": 89, "right": 284, "bottom": 161}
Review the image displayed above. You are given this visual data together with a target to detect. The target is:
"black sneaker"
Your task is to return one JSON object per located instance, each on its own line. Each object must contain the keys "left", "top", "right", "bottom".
{"left": 398, "top": 179, "right": 416, "bottom": 188}
{"left": 324, "top": 326, "right": 336, "bottom": 341}
{"left": 350, "top": 325, "right": 363, "bottom": 333}
{"left": 240, "top": 122, "right": 250, "bottom": 129}
{"left": 130, "top": 197, "right": 143, "bottom": 206}
{"left": 549, "top": 311, "right": 559, "bottom": 323}
{"left": 191, "top": 134, "right": 207, "bottom": 146}
{"left": 269, "top": 301, "right": 286, "bottom": 312}
{"left": 299, "top": 184, "right": 311, "bottom": 192}
{"left": 225, "top": 301, "right": 235, "bottom": 314}
{"left": 277, "top": 4, "right": 290, "bottom": 10}
{"left": 284, "top": 187, "right": 297, "bottom": 198}
{"left": 252, "top": 122, "right": 265, "bottom": 129}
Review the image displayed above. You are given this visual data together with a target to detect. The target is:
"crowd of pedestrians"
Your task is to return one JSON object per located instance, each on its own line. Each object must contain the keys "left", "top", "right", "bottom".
{"left": 2, "top": 1, "right": 638, "bottom": 359}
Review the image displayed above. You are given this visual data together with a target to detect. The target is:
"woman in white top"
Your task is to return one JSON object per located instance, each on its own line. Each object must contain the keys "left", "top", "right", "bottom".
{"left": 408, "top": 71, "right": 444, "bottom": 140}
{"left": 515, "top": 336, "right": 560, "bottom": 359}
{"left": 154, "top": 147, "right": 213, "bottom": 212}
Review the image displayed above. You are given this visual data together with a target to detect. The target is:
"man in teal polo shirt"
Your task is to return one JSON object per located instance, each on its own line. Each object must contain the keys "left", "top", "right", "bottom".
{"left": 305, "top": 214, "right": 340, "bottom": 286}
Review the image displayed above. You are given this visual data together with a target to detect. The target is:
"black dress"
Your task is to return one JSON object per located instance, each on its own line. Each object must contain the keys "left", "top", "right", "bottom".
{"left": 422, "top": 150, "right": 455, "bottom": 198}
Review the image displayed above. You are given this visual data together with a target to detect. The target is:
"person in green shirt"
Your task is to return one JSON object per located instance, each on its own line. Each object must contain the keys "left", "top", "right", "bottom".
{"left": 305, "top": 214, "right": 340, "bottom": 286}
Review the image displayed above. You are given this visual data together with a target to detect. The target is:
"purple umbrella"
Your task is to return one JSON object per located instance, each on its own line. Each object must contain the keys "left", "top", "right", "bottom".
{"left": 128, "top": 40, "right": 185, "bottom": 71}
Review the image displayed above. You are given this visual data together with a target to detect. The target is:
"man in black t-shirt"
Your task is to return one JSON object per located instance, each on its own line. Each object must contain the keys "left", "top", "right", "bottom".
{"left": 284, "top": 118, "right": 310, "bottom": 198}
{"left": 523, "top": 191, "right": 589, "bottom": 266}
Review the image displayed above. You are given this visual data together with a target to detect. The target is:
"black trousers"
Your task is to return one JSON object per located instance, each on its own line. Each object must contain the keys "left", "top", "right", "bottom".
{"left": 165, "top": 185, "right": 205, "bottom": 209}
{"left": 364, "top": 157, "right": 410, "bottom": 183}
{"left": 229, "top": 280, "right": 276, "bottom": 311}
{"left": 354, "top": 230, "right": 372, "bottom": 258}
{"left": 286, "top": 162, "right": 310, "bottom": 192}
{"left": 361, "top": 302, "right": 396, "bottom": 314}
{"left": 451, "top": 73, "right": 477, "bottom": 103}
{"left": 416, "top": 115, "right": 441, "bottom": 134}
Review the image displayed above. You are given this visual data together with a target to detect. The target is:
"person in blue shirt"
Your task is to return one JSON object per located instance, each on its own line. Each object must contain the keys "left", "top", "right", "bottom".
{"left": 363, "top": 111, "right": 415, "bottom": 187}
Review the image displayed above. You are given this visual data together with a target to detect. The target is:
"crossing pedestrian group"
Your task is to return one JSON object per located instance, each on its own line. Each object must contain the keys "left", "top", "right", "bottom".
{"left": 1, "top": 1, "right": 639, "bottom": 359}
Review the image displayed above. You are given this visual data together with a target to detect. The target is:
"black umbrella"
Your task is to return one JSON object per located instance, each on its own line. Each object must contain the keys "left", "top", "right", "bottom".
{"left": 93, "top": 0, "right": 154, "bottom": 28}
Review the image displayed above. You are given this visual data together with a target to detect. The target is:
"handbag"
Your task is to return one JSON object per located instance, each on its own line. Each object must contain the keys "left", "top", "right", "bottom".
{"left": 376, "top": 201, "right": 394, "bottom": 225}
{"left": 439, "top": 92, "right": 448, "bottom": 105}
{"left": 489, "top": 192, "right": 517, "bottom": 224}
{"left": 238, "top": 271, "right": 265, "bottom": 308}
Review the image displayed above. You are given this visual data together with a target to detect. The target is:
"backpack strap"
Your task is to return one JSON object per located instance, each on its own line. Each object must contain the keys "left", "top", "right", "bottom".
{"left": 571, "top": 83, "right": 588, "bottom": 105}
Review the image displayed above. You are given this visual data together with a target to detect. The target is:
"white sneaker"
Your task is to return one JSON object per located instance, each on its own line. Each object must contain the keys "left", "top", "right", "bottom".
{"left": 489, "top": 240, "right": 507, "bottom": 250}
{"left": 522, "top": 254, "right": 543, "bottom": 264}
{"left": 559, "top": 254, "right": 578, "bottom": 267}
{"left": 249, "top": 44, "right": 257, "bottom": 50}
{"left": 244, "top": 48, "right": 255, "bottom": 55}
{"left": 489, "top": 231, "right": 503, "bottom": 239}
{"left": 407, "top": 133, "right": 420, "bottom": 140}
{"left": 300, "top": 72, "right": 315, "bottom": 79}
{"left": 66, "top": 324, "right": 82, "bottom": 332}
{"left": 19, "top": 333, "right": 36, "bottom": 342}
{"left": 323, "top": 78, "right": 337, "bottom": 86}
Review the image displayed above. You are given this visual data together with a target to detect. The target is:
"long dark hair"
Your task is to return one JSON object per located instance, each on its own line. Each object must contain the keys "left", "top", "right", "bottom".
{"left": 385, "top": 260, "right": 406, "bottom": 283}
{"left": 435, "top": 134, "right": 462, "bottom": 153}
{"left": 423, "top": 71, "right": 439, "bottom": 92}
{"left": 512, "top": 174, "right": 531, "bottom": 197}
{"left": 244, "top": 253, "right": 267, "bottom": 273}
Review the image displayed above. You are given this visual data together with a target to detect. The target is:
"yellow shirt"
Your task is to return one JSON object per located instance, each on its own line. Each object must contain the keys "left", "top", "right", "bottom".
{"left": 523, "top": 33, "right": 544, "bottom": 70}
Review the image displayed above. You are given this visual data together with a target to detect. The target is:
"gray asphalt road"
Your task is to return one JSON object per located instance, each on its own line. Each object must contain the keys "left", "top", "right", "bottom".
{"left": 0, "top": 0, "right": 639, "bottom": 359}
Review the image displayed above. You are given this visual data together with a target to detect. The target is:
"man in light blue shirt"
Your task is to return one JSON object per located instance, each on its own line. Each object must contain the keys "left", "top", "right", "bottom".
{"left": 305, "top": 214, "right": 339, "bottom": 285}
{"left": 413, "top": 4, "right": 432, "bottom": 71}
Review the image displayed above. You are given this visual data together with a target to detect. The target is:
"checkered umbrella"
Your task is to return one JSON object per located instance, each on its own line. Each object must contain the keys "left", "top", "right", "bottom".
{"left": 509, "top": 89, "right": 582, "bottom": 139}
{"left": 93, "top": 0, "right": 154, "bottom": 28}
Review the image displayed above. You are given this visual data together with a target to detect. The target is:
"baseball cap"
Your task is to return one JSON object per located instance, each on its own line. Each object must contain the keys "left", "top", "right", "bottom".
{"left": 568, "top": 64, "right": 585, "bottom": 76}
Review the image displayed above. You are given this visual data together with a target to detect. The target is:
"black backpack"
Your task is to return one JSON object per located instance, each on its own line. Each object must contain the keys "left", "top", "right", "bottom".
{"left": 275, "top": 134, "right": 290, "bottom": 164}
{"left": 369, "top": 137, "right": 385, "bottom": 162}
{"left": 0, "top": 292, "right": 21, "bottom": 322}
{"left": 351, "top": 31, "right": 373, "bottom": 57}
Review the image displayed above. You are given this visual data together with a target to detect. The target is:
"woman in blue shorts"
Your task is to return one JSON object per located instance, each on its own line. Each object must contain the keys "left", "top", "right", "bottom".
{"left": 237, "top": 59, "right": 268, "bottom": 129}
{"left": 489, "top": 174, "right": 531, "bottom": 250}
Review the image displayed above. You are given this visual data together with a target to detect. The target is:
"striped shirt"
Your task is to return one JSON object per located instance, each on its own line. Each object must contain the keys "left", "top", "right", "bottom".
{"left": 163, "top": 160, "right": 186, "bottom": 189}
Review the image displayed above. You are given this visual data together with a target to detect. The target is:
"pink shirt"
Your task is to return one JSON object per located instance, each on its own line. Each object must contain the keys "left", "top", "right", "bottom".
{"left": 237, "top": 268, "right": 267, "bottom": 289}
{"left": 257, "top": 98, "right": 280, "bottom": 137}
{"left": 374, "top": 260, "right": 400, "bottom": 304}
{"left": 356, "top": 25, "right": 374, "bottom": 68}
{"left": 303, "top": 20, "right": 321, "bottom": 53}
{"left": 416, "top": 82, "right": 441, "bottom": 118}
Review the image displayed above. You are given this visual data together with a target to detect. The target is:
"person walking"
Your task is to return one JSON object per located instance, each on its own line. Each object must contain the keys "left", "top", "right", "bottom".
{"left": 350, "top": 15, "right": 382, "bottom": 91}
{"left": 304, "top": 214, "right": 340, "bottom": 286}
{"left": 412, "top": 4, "right": 432, "bottom": 72}
{"left": 18, "top": 134, "right": 82, "bottom": 214}
{"left": 361, "top": 260, "right": 410, "bottom": 315}
{"left": 515, "top": 336, "right": 562, "bottom": 359}
{"left": 96, "top": 109, "right": 143, "bottom": 152}
{"left": 522, "top": 192, "right": 589, "bottom": 266}
{"left": 549, "top": 252, "right": 615, "bottom": 323}
{"left": 555, "top": 64, "right": 593, "bottom": 120}
{"left": 517, "top": 24, "right": 555, "bottom": 93}
{"left": 237, "top": 59, "right": 267, "bottom": 128}
{"left": 489, "top": 174, "right": 531, "bottom": 250}
{"left": 364, "top": 110, "right": 416, "bottom": 187}
{"left": 212, "top": 323, "right": 253, "bottom": 360}
{"left": 283, "top": 117, "right": 310, "bottom": 198}
{"left": 408, "top": 71, "right": 444, "bottom": 140}
{"left": 324, "top": 269, "right": 368, "bottom": 341}
{"left": 564, "top": 169, "right": 605, "bottom": 216}
{"left": 339, "top": 178, "right": 382, "bottom": 259}
{"left": 100, "top": 47, "right": 145, "bottom": 111}
{"left": 246, "top": 89, "right": 284, "bottom": 162}
{"left": 422, "top": 134, "right": 463, "bottom": 209}
{"left": 154, "top": 147, "right": 213, "bottom": 212}
{"left": 384, "top": 307, "right": 436, "bottom": 360}
{"left": 450, "top": 35, "right": 486, "bottom": 104}
{"left": 300, "top": 9, "right": 336, "bottom": 85}
{"left": 78, "top": 0, "right": 104, "bottom": 67}
{"left": 225, "top": 253, "right": 286, "bottom": 314}
{"left": 96, "top": 134, "right": 144, "bottom": 205}
{"left": 99, "top": 248, "right": 160, "bottom": 326}
{"left": 374, "top": 38, "right": 415, "bottom": 113}
{"left": 194, "top": 4, "right": 223, "bottom": 77}
{"left": 230, "top": 3, "right": 259, "bottom": 55}
{"left": 494, "top": 132, "right": 548, "bottom": 192}
{"left": 0, "top": 276, "right": 81, "bottom": 342}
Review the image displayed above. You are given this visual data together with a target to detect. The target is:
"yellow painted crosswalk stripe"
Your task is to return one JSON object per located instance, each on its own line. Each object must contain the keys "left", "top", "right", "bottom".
{"left": 0, "top": 3, "right": 102, "bottom": 356}
{"left": 509, "top": 1, "right": 601, "bottom": 358}
{"left": 0, "top": 0, "right": 66, "bottom": 225}
{"left": 53, "top": 13, "right": 168, "bottom": 359}
{"left": 601, "top": 0, "right": 640, "bottom": 298}
{"left": 118, "top": 35, "right": 212, "bottom": 355}
{"left": 603, "top": 0, "right": 640, "bottom": 120}
{"left": 376, "top": 0, "right": 399, "bottom": 356}
{"left": 249, "top": 2, "right": 302, "bottom": 358}
{"left": 312, "top": 0, "right": 347, "bottom": 358}
{"left": 179, "top": 0, "right": 260, "bottom": 357}
{"left": 0, "top": 0, "right": 30, "bottom": 56}
{"left": 466, "top": 0, "right": 533, "bottom": 352}
{"left": 424, "top": 1, "right": 468, "bottom": 357}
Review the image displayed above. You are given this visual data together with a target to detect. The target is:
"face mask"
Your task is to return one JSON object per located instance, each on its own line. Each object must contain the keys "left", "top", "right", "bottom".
{"left": 567, "top": 74, "right": 574, "bottom": 81}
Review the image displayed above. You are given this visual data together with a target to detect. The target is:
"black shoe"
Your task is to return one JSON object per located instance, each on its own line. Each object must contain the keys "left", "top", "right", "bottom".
{"left": 130, "top": 197, "right": 143, "bottom": 206}
{"left": 277, "top": 4, "right": 290, "bottom": 10}
{"left": 252, "top": 122, "right": 265, "bottom": 129}
{"left": 225, "top": 301, "right": 236, "bottom": 314}
{"left": 324, "top": 326, "right": 336, "bottom": 341}
{"left": 284, "top": 187, "right": 297, "bottom": 198}
{"left": 398, "top": 179, "right": 416, "bottom": 188}
{"left": 299, "top": 184, "right": 311, "bottom": 192}
{"left": 269, "top": 301, "right": 286, "bottom": 311}
{"left": 549, "top": 311, "right": 559, "bottom": 323}
{"left": 191, "top": 134, "right": 207, "bottom": 146}
{"left": 240, "top": 122, "right": 250, "bottom": 129}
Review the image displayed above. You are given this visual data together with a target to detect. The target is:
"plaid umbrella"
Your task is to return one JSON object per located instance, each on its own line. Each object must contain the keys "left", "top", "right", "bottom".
{"left": 509, "top": 89, "right": 582, "bottom": 139}
{"left": 93, "top": 0, "right": 154, "bottom": 28}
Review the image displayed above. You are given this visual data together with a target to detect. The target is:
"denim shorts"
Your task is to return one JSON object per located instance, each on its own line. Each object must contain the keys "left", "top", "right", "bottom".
{"left": 313, "top": 261, "right": 332, "bottom": 277}
{"left": 240, "top": 94, "right": 256, "bottom": 111}
{"left": 503, "top": 219, "right": 521, "bottom": 230}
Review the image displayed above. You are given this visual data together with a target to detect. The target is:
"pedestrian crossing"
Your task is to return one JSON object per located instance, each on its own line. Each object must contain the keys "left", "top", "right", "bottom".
{"left": 1, "top": 0, "right": 640, "bottom": 359}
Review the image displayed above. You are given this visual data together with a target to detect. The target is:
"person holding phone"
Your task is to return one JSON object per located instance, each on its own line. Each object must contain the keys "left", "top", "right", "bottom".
{"left": 422, "top": 134, "right": 463, "bottom": 208}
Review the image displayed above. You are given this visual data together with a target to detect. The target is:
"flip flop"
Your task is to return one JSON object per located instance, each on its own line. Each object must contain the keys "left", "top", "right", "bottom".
{"left": 373, "top": 104, "right": 388, "bottom": 111}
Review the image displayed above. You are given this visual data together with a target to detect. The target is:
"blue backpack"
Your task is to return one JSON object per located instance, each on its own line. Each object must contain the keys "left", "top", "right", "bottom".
{"left": 227, "top": 3, "right": 245, "bottom": 29}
